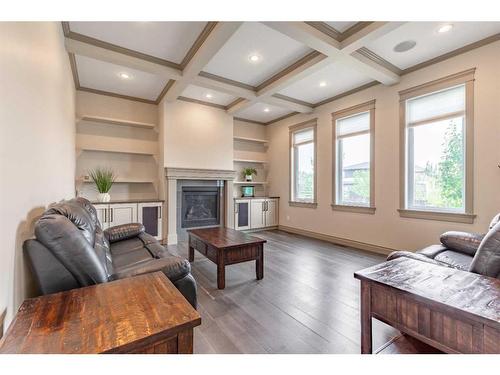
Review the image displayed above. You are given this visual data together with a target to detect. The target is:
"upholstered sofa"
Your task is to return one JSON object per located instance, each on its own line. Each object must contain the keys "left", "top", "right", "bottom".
{"left": 388, "top": 214, "right": 500, "bottom": 279}
{"left": 23, "top": 198, "right": 197, "bottom": 307}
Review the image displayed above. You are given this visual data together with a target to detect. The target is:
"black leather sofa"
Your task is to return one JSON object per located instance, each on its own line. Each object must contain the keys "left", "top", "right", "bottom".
{"left": 388, "top": 213, "right": 500, "bottom": 278}
{"left": 23, "top": 197, "right": 197, "bottom": 307}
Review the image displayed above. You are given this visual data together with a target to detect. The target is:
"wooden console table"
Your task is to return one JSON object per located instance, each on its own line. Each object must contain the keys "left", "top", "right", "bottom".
{"left": 188, "top": 227, "right": 266, "bottom": 289}
{"left": 0, "top": 272, "right": 201, "bottom": 354}
{"left": 355, "top": 257, "right": 499, "bottom": 354}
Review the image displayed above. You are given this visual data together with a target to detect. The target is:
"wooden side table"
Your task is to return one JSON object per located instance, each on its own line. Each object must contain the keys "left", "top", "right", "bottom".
{"left": 355, "top": 257, "right": 500, "bottom": 354}
{"left": 0, "top": 272, "right": 201, "bottom": 354}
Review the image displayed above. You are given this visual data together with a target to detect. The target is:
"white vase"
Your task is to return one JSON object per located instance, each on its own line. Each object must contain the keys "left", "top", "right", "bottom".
{"left": 245, "top": 174, "right": 253, "bottom": 182}
{"left": 97, "top": 193, "right": 111, "bottom": 202}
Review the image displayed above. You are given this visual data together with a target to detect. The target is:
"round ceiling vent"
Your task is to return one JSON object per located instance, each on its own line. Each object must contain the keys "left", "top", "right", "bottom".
{"left": 393, "top": 40, "right": 417, "bottom": 53}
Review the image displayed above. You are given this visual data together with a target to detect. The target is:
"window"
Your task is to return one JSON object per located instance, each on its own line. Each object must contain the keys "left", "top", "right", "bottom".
{"left": 332, "top": 101, "right": 375, "bottom": 214}
{"left": 399, "top": 69, "right": 475, "bottom": 223}
{"left": 289, "top": 120, "right": 317, "bottom": 207}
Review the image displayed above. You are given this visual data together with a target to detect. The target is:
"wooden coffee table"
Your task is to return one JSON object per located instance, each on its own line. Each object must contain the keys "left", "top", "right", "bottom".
{"left": 355, "top": 257, "right": 500, "bottom": 354}
{"left": 187, "top": 227, "right": 266, "bottom": 289}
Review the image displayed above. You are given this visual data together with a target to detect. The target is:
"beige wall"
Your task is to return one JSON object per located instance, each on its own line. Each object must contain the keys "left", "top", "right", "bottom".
{"left": 0, "top": 22, "right": 76, "bottom": 329}
{"left": 162, "top": 100, "right": 234, "bottom": 170}
{"left": 267, "top": 41, "right": 500, "bottom": 252}
{"left": 75, "top": 91, "right": 159, "bottom": 201}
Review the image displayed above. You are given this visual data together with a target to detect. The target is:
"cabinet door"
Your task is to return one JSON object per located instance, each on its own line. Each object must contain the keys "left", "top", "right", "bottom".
{"left": 109, "top": 203, "right": 137, "bottom": 227}
{"left": 94, "top": 204, "right": 109, "bottom": 229}
{"left": 250, "top": 200, "right": 265, "bottom": 229}
{"left": 234, "top": 200, "right": 250, "bottom": 230}
{"left": 138, "top": 202, "right": 163, "bottom": 240}
{"left": 265, "top": 199, "right": 278, "bottom": 227}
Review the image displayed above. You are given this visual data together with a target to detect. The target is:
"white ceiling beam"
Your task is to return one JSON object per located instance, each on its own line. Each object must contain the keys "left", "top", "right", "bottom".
{"left": 261, "top": 96, "right": 312, "bottom": 113}
{"left": 191, "top": 75, "right": 256, "bottom": 100}
{"left": 165, "top": 22, "right": 243, "bottom": 101}
{"left": 262, "top": 22, "right": 400, "bottom": 85}
{"left": 64, "top": 38, "right": 182, "bottom": 80}
{"left": 227, "top": 52, "right": 327, "bottom": 115}
{"left": 340, "top": 22, "right": 406, "bottom": 54}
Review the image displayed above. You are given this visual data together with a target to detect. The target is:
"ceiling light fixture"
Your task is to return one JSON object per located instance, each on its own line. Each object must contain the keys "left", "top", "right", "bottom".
{"left": 119, "top": 72, "right": 131, "bottom": 79}
{"left": 248, "top": 53, "right": 261, "bottom": 63}
{"left": 205, "top": 93, "right": 213, "bottom": 99}
{"left": 263, "top": 108, "right": 270, "bottom": 113}
{"left": 393, "top": 40, "right": 417, "bottom": 53}
{"left": 319, "top": 81, "right": 327, "bottom": 87}
{"left": 437, "top": 24, "right": 453, "bottom": 33}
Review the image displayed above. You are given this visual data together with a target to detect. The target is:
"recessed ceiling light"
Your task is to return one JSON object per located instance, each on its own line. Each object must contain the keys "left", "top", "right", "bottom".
{"left": 205, "top": 93, "right": 213, "bottom": 99}
{"left": 119, "top": 72, "right": 131, "bottom": 79}
{"left": 393, "top": 40, "right": 417, "bottom": 53}
{"left": 248, "top": 53, "right": 261, "bottom": 63}
{"left": 263, "top": 108, "right": 270, "bottom": 113}
{"left": 437, "top": 24, "right": 453, "bottom": 33}
{"left": 319, "top": 81, "right": 327, "bottom": 87}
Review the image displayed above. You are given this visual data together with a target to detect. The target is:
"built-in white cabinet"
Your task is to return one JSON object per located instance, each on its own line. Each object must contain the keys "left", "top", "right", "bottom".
{"left": 94, "top": 201, "right": 163, "bottom": 240}
{"left": 234, "top": 198, "right": 279, "bottom": 231}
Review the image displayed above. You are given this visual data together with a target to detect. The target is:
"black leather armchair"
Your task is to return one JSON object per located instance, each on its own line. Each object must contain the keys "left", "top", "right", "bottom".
{"left": 388, "top": 214, "right": 500, "bottom": 279}
{"left": 23, "top": 198, "right": 197, "bottom": 308}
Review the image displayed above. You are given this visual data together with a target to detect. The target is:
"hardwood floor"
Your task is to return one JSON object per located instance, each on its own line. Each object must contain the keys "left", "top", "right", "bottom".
{"left": 168, "top": 229, "right": 399, "bottom": 354}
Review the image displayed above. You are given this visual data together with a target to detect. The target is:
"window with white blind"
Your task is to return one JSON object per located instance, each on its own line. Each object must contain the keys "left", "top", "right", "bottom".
{"left": 399, "top": 69, "right": 475, "bottom": 223}
{"left": 332, "top": 101, "right": 375, "bottom": 213}
{"left": 289, "top": 120, "right": 317, "bottom": 206}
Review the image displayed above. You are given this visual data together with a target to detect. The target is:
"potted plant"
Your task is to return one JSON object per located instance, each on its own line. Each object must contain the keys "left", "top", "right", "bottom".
{"left": 242, "top": 167, "right": 257, "bottom": 182}
{"left": 89, "top": 167, "right": 116, "bottom": 202}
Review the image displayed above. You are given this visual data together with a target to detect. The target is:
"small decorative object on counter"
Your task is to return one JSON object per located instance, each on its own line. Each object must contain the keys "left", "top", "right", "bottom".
{"left": 242, "top": 167, "right": 257, "bottom": 182}
{"left": 89, "top": 167, "right": 116, "bottom": 202}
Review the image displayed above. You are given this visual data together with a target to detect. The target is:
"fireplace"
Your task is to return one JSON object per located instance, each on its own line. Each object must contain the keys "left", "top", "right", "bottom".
{"left": 181, "top": 186, "right": 221, "bottom": 228}
{"left": 175, "top": 179, "right": 225, "bottom": 242}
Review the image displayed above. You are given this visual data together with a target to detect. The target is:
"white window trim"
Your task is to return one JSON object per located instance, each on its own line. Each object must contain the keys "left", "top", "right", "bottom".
{"left": 331, "top": 100, "right": 376, "bottom": 214}
{"left": 398, "top": 68, "right": 476, "bottom": 223}
{"left": 289, "top": 119, "right": 318, "bottom": 208}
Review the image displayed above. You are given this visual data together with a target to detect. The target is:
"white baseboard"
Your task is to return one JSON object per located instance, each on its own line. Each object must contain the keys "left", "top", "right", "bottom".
{"left": 278, "top": 225, "right": 396, "bottom": 256}
{"left": 167, "top": 233, "right": 178, "bottom": 246}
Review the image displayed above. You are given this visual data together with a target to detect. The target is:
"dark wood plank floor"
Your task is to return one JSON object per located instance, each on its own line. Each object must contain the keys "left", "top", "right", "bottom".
{"left": 168, "top": 229, "right": 399, "bottom": 354}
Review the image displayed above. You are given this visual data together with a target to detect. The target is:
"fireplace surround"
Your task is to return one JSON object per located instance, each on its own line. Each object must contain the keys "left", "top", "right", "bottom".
{"left": 165, "top": 167, "right": 236, "bottom": 245}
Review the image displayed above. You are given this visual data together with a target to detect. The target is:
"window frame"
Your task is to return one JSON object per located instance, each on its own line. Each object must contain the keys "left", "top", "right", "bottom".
{"left": 331, "top": 100, "right": 376, "bottom": 214}
{"left": 398, "top": 68, "right": 476, "bottom": 223}
{"left": 289, "top": 119, "right": 318, "bottom": 208}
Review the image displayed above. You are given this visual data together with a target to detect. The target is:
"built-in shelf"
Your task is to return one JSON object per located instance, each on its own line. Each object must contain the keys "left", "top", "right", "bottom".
{"left": 78, "top": 115, "right": 156, "bottom": 129}
{"left": 233, "top": 136, "right": 268, "bottom": 145}
{"left": 233, "top": 181, "right": 268, "bottom": 185}
{"left": 233, "top": 158, "right": 268, "bottom": 164}
{"left": 77, "top": 177, "right": 156, "bottom": 184}
{"left": 77, "top": 145, "right": 156, "bottom": 156}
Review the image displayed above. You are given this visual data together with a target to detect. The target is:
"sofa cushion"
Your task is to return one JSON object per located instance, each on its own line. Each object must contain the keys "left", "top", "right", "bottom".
{"left": 387, "top": 250, "right": 449, "bottom": 267}
{"left": 469, "top": 220, "right": 500, "bottom": 278}
{"left": 45, "top": 200, "right": 96, "bottom": 246}
{"left": 416, "top": 244, "right": 448, "bottom": 259}
{"left": 439, "top": 231, "right": 484, "bottom": 256}
{"left": 111, "top": 247, "right": 153, "bottom": 269}
{"left": 111, "top": 256, "right": 191, "bottom": 283}
{"left": 434, "top": 250, "right": 473, "bottom": 271}
{"left": 35, "top": 214, "right": 108, "bottom": 285}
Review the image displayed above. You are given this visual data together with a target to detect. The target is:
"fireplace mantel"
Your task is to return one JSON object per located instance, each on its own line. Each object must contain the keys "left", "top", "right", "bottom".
{"left": 165, "top": 167, "right": 237, "bottom": 181}
{"left": 164, "top": 167, "right": 236, "bottom": 245}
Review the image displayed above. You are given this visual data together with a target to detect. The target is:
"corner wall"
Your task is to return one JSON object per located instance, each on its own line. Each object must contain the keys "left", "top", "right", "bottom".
{"left": 0, "top": 22, "right": 76, "bottom": 330}
{"left": 267, "top": 41, "right": 500, "bottom": 252}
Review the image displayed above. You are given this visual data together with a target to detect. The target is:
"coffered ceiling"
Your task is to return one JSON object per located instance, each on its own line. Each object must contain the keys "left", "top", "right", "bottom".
{"left": 63, "top": 21, "right": 500, "bottom": 124}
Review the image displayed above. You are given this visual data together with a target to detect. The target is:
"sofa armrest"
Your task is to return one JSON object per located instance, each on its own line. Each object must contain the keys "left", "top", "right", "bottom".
{"left": 439, "top": 231, "right": 484, "bottom": 256}
{"left": 104, "top": 223, "right": 145, "bottom": 243}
